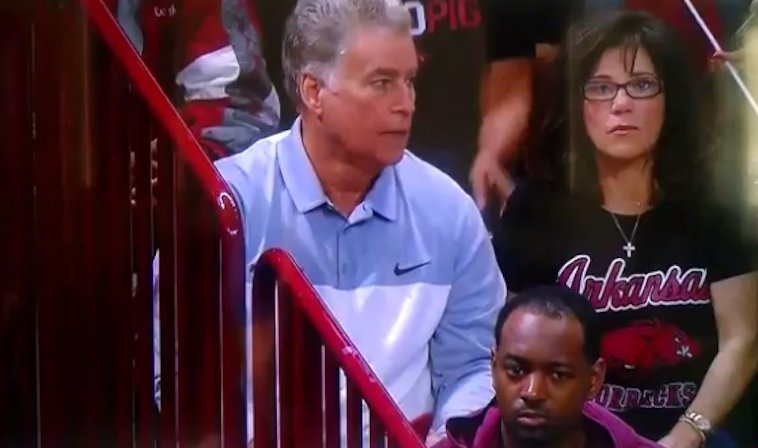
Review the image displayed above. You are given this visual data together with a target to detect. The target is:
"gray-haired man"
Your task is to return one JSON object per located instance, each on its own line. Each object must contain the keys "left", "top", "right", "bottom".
{"left": 154, "top": 0, "right": 506, "bottom": 445}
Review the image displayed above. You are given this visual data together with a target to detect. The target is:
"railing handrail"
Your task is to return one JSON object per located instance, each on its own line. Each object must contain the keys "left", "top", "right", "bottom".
{"left": 253, "top": 248, "right": 427, "bottom": 448}
{"left": 77, "top": 0, "right": 242, "bottom": 230}
{"left": 682, "top": 0, "right": 758, "bottom": 117}
{"left": 77, "top": 1, "right": 247, "bottom": 445}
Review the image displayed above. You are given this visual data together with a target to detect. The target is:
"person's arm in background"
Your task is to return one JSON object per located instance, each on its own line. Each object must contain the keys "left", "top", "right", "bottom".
{"left": 710, "top": 0, "right": 757, "bottom": 68}
{"left": 660, "top": 210, "right": 758, "bottom": 448}
{"left": 473, "top": 59, "right": 533, "bottom": 209}
{"left": 470, "top": 0, "right": 535, "bottom": 210}
{"left": 427, "top": 197, "right": 507, "bottom": 443}
{"left": 659, "top": 273, "right": 758, "bottom": 448}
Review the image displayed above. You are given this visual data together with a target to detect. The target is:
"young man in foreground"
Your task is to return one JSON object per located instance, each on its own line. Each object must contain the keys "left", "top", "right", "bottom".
{"left": 434, "top": 286, "right": 658, "bottom": 448}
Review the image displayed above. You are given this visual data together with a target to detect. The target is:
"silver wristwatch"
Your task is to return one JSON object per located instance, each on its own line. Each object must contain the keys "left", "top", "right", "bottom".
{"left": 682, "top": 411, "right": 713, "bottom": 436}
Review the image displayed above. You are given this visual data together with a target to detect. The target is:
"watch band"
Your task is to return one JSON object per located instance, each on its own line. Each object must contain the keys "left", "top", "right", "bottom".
{"left": 678, "top": 415, "right": 707, "bottom": 446}
{"left": 684, "top": 411, "right": 713, "bottom": 435}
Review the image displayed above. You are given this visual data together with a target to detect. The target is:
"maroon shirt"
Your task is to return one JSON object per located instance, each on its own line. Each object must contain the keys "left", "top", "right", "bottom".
{"left": 433, "top": 400, "right": 660, "bottom": 448}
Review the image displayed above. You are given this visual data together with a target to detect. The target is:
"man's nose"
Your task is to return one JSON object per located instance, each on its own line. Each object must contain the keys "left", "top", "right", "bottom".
{"left": 392, "top": 83, "right": 415, "bottom": 116}
{"left": 520, "top": 373, "right": 548, "bottom": 403}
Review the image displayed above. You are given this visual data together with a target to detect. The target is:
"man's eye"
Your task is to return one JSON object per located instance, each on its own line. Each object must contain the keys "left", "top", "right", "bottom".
{"left": 505, "top": 364, "right": 524, "bottom": 377}
{"left": 371, "top": 79, "right": 391, "bottom": 89}
{"left": 552, "top": 371, "right": 571, "bottom": 381}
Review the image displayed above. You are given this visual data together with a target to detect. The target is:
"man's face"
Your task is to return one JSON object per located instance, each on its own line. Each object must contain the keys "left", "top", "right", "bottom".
{"left": 492, "top": 309, "right": 605, "bottom": 446}
{"left": 313, "top": 26, "right": 417, "bottom": 169}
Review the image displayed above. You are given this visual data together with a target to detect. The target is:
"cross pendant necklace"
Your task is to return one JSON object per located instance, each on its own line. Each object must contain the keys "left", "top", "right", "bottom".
{"left": 608, "top": 211, "right": 642, "bottom": 259}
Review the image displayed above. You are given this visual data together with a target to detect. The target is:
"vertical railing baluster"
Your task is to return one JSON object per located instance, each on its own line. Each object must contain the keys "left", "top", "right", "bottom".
{"left": 157, "top": 136, "right": 177, "bottom": 448}
{"left": 131, "top": 95, "right": 158, "bottom": 448}
{"left": 253, "top": 250, "right": 426, "bottom": 448}
{"left": 252, "top": 263, "right": 278, "bottom": 448}
{"left": 300, "top": 312, "right": 325, "bottom": 447}
{"left": 0, "top": 1, "right": 38, "bottom": 446}
{"left": 370, "top": 412, "right": 387, "bottom": 448}
{"left": 346, "top": 383, "right": 363, "bottom": 447}
{"left": 324, "top": 350, "right": 341, "bottom": 448}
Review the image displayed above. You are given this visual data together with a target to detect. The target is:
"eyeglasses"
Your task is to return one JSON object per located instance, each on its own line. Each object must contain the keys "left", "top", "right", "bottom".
{"left": 582, "top": 76, "right": 663, "bottom": 101}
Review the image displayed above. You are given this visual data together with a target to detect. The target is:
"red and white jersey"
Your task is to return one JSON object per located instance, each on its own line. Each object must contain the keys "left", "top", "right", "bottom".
{"left": 113, "top": 0, "right": 280, "bottom": 159}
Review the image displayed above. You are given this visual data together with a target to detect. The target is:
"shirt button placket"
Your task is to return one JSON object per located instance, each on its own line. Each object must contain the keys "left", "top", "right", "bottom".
{"left": 337, "top": 225, "right": 350, "bottom": 287}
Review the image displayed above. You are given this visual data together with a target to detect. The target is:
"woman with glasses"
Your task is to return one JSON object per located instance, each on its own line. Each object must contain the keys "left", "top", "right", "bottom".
{"left": 492, "top": 11, "right": 757, "bottom": 448}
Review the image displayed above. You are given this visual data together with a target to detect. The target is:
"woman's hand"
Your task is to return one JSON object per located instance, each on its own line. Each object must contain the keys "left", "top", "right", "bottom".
{"left": 469, "top": 151, "right": 515, "bottom": 212}
{"left": 425, "top": 430, "right": 446, "bottom": 447}
{"left": 657, "top": 422, "right": 703, "bottom": 448}
{"left": 709, "top": 49, "right": 745, "bottom": 71}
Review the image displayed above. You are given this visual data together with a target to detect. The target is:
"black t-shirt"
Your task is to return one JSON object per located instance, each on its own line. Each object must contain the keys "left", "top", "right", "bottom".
{"left": 480, "top": 0, "right": 584, "bottom": 61}
{"left": 404, "top": 0, "right": 486, "bottom": 188}
{"left": 480, "top": 0, "right": 750, "bottom": 64}
{"left": 493, "top": 183, "right": 756, "bottom": 440}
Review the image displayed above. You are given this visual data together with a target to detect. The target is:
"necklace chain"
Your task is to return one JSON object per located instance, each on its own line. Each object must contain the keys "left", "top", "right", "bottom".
{"left": 607, "top": 209, "right": 642, "bottom": 258}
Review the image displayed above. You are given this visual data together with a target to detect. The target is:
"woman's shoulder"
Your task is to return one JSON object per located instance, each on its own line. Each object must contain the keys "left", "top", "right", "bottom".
{"left": 656, "top": 197, "right": 757, "bottom": 271}
{"left": 656, "top": 196, "right": 746, "bottom": 228}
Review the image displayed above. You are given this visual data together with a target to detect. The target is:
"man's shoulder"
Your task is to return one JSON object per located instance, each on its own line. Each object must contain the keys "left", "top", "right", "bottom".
{"left": 582, "top": 402, "right": 660, "bottom": 448}
{"left": 215, "top": 131, "right": 290, "bottom": 196}
{"left": 396, "top": 151, "right": 485, "bottom": 242}
{"left": 215, "top": 130, "right": 287, "bottom": 175}
{"left": 397, "top": 151, "right": 477, "bottom": 215}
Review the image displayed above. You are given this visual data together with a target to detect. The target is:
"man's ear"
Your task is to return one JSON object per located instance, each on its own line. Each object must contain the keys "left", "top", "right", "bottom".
{"left": 490, "top": 347, "right": 497, "bottom": 388}
{"left": 587, "top": 358, "right": 606, "bottom": 400}
{"left": 299, "top": 72, "right": 325, "bottom": 116}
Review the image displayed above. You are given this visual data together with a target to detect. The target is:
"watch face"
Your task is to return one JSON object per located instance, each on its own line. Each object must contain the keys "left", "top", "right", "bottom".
{"left": 688, "top": 412, "right": 712, "bottom": 432}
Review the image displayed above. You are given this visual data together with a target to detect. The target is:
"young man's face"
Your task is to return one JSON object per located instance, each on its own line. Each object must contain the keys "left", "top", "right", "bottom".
{"left": 492, "top": 309, "right": 605, "bottom": 446}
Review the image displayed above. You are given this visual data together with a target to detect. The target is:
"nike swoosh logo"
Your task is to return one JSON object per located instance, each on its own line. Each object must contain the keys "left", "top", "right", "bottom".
{"left": 394, "top": 261, "right": 430, "bottom": 276}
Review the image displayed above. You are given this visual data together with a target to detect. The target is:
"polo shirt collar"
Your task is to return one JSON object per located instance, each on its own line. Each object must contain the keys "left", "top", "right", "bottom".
{"left": 278, "top": 117, "right": 399, "bottom": 221}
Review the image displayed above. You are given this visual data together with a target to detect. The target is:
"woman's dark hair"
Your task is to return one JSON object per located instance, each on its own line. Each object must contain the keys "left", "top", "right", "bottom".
{"left": 525, "top": 11, "right": 711, "bottom": 201}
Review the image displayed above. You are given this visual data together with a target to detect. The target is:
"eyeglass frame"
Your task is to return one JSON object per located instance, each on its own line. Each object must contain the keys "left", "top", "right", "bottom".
{"left": 582, "top": 76, "right": 664, "bottom": 101}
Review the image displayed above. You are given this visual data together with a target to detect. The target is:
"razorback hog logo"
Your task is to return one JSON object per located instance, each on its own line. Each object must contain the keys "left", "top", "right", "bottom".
{"left": 601, "top": 319, "right": 700, "bottom": 378}
{"left": 557, "top": 255, "right": 710, "bottom": 312}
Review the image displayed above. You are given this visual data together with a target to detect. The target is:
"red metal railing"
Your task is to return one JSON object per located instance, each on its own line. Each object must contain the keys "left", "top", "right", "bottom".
{"left": 81, "top": 1, "right": 433, "bottom": 445}
{"left": 0, "top": 0, "right": 432, "bottom": 446}
{"left": 0, "top": 2, "right": 36, "bottom": 446}
{"left": 253, "top": 249, "right": 428, "bottom": 448}
{"left": 78, "top": 0, "right": 247, "bottom": 447}
{"left": 0, "top": 0, "right": 245, "bottom": 445}
{"left": 1, "top": 0, "right": 140, "bottom": 445}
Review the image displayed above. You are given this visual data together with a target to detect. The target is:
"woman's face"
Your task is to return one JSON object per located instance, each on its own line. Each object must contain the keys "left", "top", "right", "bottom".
{"left": 582, "top": 46, "right": 664, "bottom": 163}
